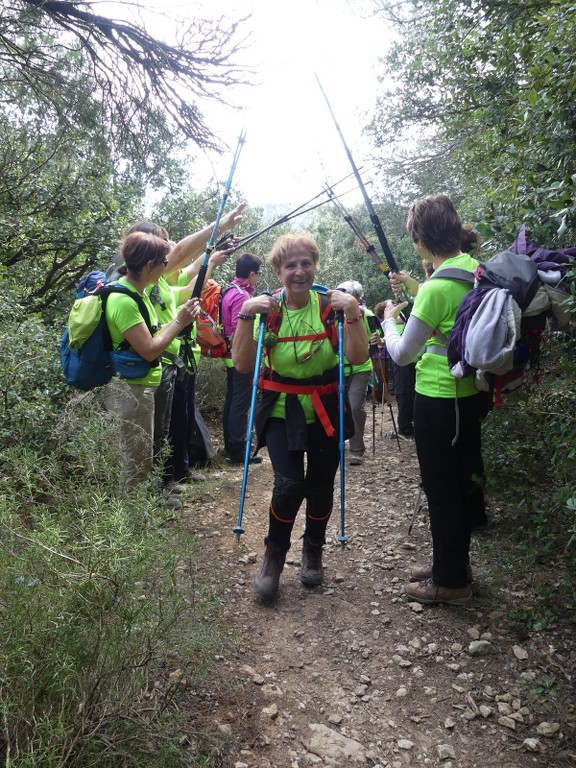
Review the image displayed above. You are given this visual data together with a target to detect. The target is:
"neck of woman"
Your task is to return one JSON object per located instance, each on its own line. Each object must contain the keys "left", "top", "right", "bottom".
{"left": 123, "top": 273, "right": 148, "bottom": 294}
{"left": 432, "top": 250, "right": 462, "bottom": 271}
{"left": 283, "top": 291, "right": 310, "bottom": 311}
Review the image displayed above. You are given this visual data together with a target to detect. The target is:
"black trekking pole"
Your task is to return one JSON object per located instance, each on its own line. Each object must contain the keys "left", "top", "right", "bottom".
{"left": 316, "top": 76, "right": 399, "bottom": 274}
{"left": 217, "top": 171, "right": 359, "bottom": 252}
{"left": 233, "top": 308, "right": 267, "bottom": 542}
{"left": 366, "top": 314, "right": 382, "bottom": 457}
{"left": 378, "top": 354, "right": 401, "bottom": 451}
{"left": 371, "top": 357, "right": 378, "bottom": 456}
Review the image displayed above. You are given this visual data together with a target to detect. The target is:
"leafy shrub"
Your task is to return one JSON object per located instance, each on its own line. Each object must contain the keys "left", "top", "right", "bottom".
{"left": 481, "top": 327, "right": 576, "bottom": 624}
{"left": 0, "top": 293, "right": 69, "bottom": 450}
{"left": 0, "top": 392, "right": 229, "bottom": 766}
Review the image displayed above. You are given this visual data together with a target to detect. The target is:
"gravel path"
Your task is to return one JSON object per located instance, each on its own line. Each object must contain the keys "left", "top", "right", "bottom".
{"left": 186, "top": 409, "right": 575, "bottom": 768}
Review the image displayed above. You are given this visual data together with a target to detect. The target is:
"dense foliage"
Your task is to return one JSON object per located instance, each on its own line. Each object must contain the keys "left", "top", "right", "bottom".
{"left": 368, "top": 0, "right": 576, "bottom": 248}
{"left": 0, "top": 0, "right": 574, "bottom": 763}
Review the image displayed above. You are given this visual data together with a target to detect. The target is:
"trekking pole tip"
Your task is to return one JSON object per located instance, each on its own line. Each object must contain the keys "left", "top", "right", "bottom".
{"left": 233, "top": 525, "right": 245, "bottom": 542}
{"left": 338, "top": 534, "right": 347, "bottom": 549}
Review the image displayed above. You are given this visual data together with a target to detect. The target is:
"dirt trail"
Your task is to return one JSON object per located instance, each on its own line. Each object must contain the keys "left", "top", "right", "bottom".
{"left": 185, "top": 409, "right": 575, "bottom": 768}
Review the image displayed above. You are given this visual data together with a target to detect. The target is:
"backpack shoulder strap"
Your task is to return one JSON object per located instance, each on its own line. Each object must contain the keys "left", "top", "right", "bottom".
{"left": 99, "top": 283, "right": 154, "bottom": 332}
{"left": 429, "top": 268, "right": 475, "bottom": 284}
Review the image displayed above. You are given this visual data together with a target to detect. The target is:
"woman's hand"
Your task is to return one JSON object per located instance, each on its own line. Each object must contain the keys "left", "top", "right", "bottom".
{"left": 326, "top": 289, "right": 360, "bottom": 319}
{"left": 219, "top": 202, "right": 247, "bottom": 231}
{"left": 390, "top": 271, "right": 419, "bottom": 299}
{"left": 176, "top": 297, "right": 201, "bottom": 326}
{"left": 383, "top": 299, "right": 408, "bottom": 321}
{"left": 370, "top": 331, "right": 385, "bottom": 348}
{"left": 240, "top": 293, "right": 281, "bottom": 316}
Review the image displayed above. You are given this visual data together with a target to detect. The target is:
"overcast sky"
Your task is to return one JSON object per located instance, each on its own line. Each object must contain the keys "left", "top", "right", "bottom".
{"left": 102, "top": 0, "right": 392, "bottom": 209}
{"left": 194, "top": 0, "right": 392, "bottom": 209}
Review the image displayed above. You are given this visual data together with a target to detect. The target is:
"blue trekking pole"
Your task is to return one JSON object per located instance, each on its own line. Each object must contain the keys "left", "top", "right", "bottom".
{"left": 191, "top": 129, "right": 246, "bottom": 301}
{"left": 234, "top": 308, "right": 268, "bottom": 542}
{"left": 336, "top": 308, "right": 347, "bottom": 548}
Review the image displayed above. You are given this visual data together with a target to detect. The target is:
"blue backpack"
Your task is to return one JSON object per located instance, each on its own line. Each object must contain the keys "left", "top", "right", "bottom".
{"left": 60, "top": 271, "right": 156, "bottom": 391}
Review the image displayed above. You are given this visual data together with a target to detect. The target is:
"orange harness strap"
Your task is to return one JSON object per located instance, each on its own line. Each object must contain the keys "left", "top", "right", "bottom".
{"left": 259, "top": 378, "right": 339, "bottom": 437}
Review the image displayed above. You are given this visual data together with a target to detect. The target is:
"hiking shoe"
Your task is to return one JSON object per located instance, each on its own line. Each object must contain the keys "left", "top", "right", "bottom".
{"left": 227, "top": 454, "right": 263, "bottom": 465}
{"left": 409, "top": 564, "right": 473, "bottom": 583}
{"left": 405, "top": 578, "right": 472, "bottom": 605}
{"left": 253, "top": 539, "right": 289, "bottom": 598}
{"left": 349, "top": 455, "right": 363, "bottom": 466}
{"left": 164, "top": 482, "right": 187, "bottom": 494}
{"left": 300, "top": 537, "right": 324, "bottom": 587}
{"left": 181, "top": 469, "right": 206, "bottom": 483}
{"left": 164, "top": 493, "right": 182, "bottom": 511}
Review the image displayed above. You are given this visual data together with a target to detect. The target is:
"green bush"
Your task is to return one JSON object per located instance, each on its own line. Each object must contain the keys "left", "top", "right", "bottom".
{"left": 482, "top": 328, "right": 576, "bottom": 624}
{"left": 0, "top": 392, "right": 230, "bottom": 766}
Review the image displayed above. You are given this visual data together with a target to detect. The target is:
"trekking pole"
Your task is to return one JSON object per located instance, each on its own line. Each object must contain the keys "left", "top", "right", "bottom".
{"left": 233, "top": 307, "right": 267, "bottom": 542}
{"left": 336, "top": 308, "right": 347, "bottom": 548}
{"left": 371, "top": 357, "right": 378, "bottom": 456}
{"left": 378, "top": 355, "right": 401, "bottom": 451}
{"left": 226, "top": 171, "right": 359, "bottom": 251}
{"left": 191, "top": 130, "right": 246, "bottom": 302}
{"left": 408, "top": 483, "right": 425, "bottom": 536}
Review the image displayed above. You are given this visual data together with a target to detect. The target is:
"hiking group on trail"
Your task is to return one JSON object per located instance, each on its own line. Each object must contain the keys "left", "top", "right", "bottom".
{"left": 61, "top": 189, "right": 574, "bottom": 607}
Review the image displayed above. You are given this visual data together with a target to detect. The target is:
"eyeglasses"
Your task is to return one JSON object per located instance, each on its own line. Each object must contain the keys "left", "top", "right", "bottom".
{"left": 296, "top": 335, "right": 325, "bottom": 364}
{"left": 155, "top": 257, "right": 168, "bottom": 267}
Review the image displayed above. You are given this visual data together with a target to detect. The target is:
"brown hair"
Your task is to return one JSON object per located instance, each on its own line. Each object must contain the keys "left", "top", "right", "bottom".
{"left": 120, "top": 232, "right": 171, "bottom": 278}
{"left": 374, "top": 301, "right": 387, "bottom": 320}
{"left": 460, "top": 223, "right": 481, "bottom": 254}
{"left": 407, "top": 194, "right": 463, "bottom": 256}
{"left": 267, "top": 233, "right": 320, "bottom": 272}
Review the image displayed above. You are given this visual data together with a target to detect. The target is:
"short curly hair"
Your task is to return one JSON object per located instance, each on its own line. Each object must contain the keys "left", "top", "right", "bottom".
{"left": 267, "top": 233, "right": 320, "bottom": 272}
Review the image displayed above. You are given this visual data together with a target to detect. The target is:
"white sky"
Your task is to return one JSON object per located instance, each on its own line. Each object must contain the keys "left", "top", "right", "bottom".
{"left": 192, "top": 0, "right": 392, "bottom": 209}
{"left": 101, "top": 0, "right": 393, "bottom": 209}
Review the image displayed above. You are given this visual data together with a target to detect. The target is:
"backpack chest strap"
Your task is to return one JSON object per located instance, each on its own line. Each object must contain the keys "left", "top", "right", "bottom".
{"left": 259, "top": 378, "right": 339, "bottom": 437}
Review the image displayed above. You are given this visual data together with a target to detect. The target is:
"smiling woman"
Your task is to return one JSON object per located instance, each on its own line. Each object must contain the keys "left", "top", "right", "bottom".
{"left": 231, "top": 232, "right": 368, "bottom": 599}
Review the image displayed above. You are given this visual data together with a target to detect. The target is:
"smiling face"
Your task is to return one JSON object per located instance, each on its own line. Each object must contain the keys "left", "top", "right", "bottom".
{"left": 276, "top": 245, "right": 317, "bottom": 305}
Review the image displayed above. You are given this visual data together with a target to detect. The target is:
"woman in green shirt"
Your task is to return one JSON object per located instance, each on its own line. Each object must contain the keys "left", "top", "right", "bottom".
{"left": 233, "top": 234, "right": 368, "bottom": 599}
{"left": 382, "top": 195, "right": 484, "bottom": 606}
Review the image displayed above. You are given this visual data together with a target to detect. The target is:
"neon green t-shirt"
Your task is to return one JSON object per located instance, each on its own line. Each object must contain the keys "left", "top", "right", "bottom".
{"left": 174, "top": 271, "right": 201, "bottom": 366}
{"left": 105, "top": 278, "right": 162, "bottom": 387}
{"left": 256, "top": 295, "right": 339, "bottom": 422}
{"left": 411, "top": 253, "right": 478, "bottom": 398}
{"left": 148, "top": 276, "right": 181, "bottom": 365}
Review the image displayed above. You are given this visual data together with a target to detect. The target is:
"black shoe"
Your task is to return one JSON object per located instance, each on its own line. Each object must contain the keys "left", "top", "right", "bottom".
{"left": 227, "top": 453, "right": 263, "bottom": 465}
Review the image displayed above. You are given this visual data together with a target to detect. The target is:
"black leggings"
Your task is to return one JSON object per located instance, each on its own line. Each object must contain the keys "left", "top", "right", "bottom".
{"left": 414, "top": 393, "right": 484, "bottom": 587}
{"left": 263, "top": 418, "right": 341, "bottom": 547}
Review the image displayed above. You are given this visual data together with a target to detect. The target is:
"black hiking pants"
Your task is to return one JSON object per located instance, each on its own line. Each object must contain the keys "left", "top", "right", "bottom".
{"left": 414, "top": 393, "right": 485, "bottom": 588}
{"left": 263, "top": 418, "right": 340, "bottom": 548}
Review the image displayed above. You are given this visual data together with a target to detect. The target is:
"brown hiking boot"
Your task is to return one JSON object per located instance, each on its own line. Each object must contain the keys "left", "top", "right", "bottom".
{"left": 409, "top": 564, "right": 473, "bottom": 583}
{"left": 405, "top": 578, "right": 472, "bottom": 606}
{"left": 300, "top": 537, "right": 324, "bottom": 587}
{"left": 253, "top": 539, "right": 289, "bottom": 598}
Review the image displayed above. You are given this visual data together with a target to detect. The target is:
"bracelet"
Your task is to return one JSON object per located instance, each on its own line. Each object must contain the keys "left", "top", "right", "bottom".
{"left": 345, "top": 314, "right": 362, "bottom": 325}
{"left": 237, "top": 312, "right": 256, "bottom": 321}
{"left": 173, "top": 318, "right": 184, "bottom": 328}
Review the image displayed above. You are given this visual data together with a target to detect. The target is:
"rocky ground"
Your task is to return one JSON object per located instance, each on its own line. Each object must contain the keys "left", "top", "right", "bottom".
{"left": 180, "top": 407, "right": 575, "bottom": 768}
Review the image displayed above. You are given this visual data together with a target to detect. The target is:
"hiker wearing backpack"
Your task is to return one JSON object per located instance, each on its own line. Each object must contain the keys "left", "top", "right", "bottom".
{"left": 103, "top": 231, "right": 202, "bottom": 487}
{"left": 221, "top": 252, "right": 263, "bottom": 464}
{"left": 233, "top": 233, "right": 368, "bottom": 599}
{"left": 114, "top": 219, "right": 236, "bottom": 503}
{"left": 380, "top": 195, "right": 485, "bottom": 606}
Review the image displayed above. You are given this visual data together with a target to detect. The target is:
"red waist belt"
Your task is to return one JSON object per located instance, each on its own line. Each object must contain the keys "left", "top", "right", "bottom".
{"left": 259, "top": 378, "right": 339, "bottom": 437}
